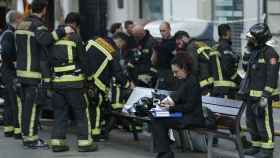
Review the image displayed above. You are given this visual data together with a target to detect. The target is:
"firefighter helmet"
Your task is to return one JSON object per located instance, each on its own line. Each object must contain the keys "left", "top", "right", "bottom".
{"left": 247, "top": 23, "right": 272, "bottom": 46}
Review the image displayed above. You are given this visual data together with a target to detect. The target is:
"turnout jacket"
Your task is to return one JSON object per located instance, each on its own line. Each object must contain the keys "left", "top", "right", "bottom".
{"left": 15, "top": 15, "right": 65, "bottom": 85}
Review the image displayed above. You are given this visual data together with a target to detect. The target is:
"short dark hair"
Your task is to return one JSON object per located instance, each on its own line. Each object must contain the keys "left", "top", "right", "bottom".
{"left": 65, "top": 12, "right": 80, "bottom": 26}
{"left": 31, "top": 0, "right": 48, "bottom": 13}
{"left": 171, "top": 52, "right": 193, "bottom": 73}
{"left": 110, "top": 22, "right": 122, "bottom": 34}
{"left": 113, "top": 32, "right": 129, "bottom": 44}
{"left": 218, "top": 24, "right": 231, "bottom": 37}
{"left": 174, "top": 31, "right": 190, "bottom": 39}
{"left": 124, "top": 20, "right": 133, "bottom": 29}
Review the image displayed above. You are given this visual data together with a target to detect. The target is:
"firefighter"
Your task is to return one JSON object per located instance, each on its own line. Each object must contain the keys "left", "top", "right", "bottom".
{"left": 86, "top": 36, "right": 130, "bottom": 141}
{"left": 48, "top": 12, "right": 97, "bottom": 152}
{"left": 211, "top": 24, "right": 240, "bottom": 99}
{"left": 152, "top": 21, "right": 176, "bottom": 90}
{"left": 174, "top": 31, "right": 213, "bottom": 95}
{"left": 15, "top": 0, "right": 73, "bottom": 148}
{"left": 241, "top": 23, "right": 278, "bottom": 158}
{"left": 0, "top": 10, "right": 23, "bottom": 139}
{"left": 127, "top": 24, "right": 157, "bottom": 88}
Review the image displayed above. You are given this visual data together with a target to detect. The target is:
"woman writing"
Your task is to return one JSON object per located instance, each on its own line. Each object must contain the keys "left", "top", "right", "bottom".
{"left": 152, "top": 52, "right": 205, "bottom": 158}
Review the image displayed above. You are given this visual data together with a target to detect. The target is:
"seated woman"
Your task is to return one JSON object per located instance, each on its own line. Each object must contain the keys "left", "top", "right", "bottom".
{"left": 151, "top": 52, "right": 205, "bottom": 158}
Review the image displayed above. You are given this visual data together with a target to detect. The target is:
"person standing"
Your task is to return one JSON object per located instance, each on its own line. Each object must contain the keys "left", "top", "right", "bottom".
{"left": 15, "top": 0, "right": 73, "bottom": 148}
{"left": 0, "top": 10, "right": 23, "bottom": 139}
{"left": 241, "top": 23, "right": 278, "bottom": 158}
{"left": 48, "top": 12, "right": 98, "bottom": 152}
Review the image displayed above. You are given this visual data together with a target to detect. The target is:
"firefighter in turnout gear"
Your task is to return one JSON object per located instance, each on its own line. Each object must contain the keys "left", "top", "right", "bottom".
{"left": 241, "top": 23, "right": 278, "bottom": 158}
{"left": 0, "top": 10, "right": 23, "bottom": 139}
{"left": 127, "top": 25, "right": 157, "bottom": 88}
{"left": 86, "top": 36, "right": 130, "bottom": 141}
{"left": 15, "top": 0, "right": 72, "bottom": 148}
{"left": 211, "top": 24, "right": 240, "bottom": 99}
{"left": 174, "top": 31, "right": 213, "bottom": 95}
{"left": 48, "top": 13, "right": 97, "bottom": 152}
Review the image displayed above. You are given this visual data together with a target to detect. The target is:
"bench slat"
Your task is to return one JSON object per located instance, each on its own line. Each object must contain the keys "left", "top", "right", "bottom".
{"left": 203, "top": 103, "right": 240, "bottom": 116}
{"left": 202, "top": 96, "right": 243, "bottom": 109}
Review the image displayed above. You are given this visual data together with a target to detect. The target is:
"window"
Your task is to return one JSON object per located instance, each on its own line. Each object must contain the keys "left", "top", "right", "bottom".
{"left": 140, "top": 0, "right": 163, "bottom": 20}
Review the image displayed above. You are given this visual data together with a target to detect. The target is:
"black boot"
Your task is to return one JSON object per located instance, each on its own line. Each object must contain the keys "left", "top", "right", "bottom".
{"left": 14, "top": 133, "right": 22, "bottom": 140}
{"left": 52, "top": 145, "right": 70, "bottom": 152}
{"left": 241, "top": 136, "right": 251, "bottom": 149}
{"left": 254, "top": 149, "right": 273, "bottom": 158}
{"left": 156, "top": 151, "right": 174, "bottom": 158}
{"left": 244, "top": 146, "right": 260, "bottom": 155}
{"left": 23, "top": 139, "right": 48, "bottom": 149}
{"left": 4, "top": 131, "right": 14, "bottom": 137}
{"left": 78, "top": 143, "right": 98, "bottom": 152}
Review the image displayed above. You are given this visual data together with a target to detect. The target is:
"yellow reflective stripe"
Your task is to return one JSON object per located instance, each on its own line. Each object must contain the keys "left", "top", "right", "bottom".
{"left": 249, "top": 90, "right": 263, "bottom": 97}
{"left": 55, "top": 40, "right": 77, "bottom": 47}
{"left": 92, "top": 94, "right": 102, "bottom": 135}
{"left": 37, "top": 26, "right": 48, "bottom": 30}
{"left": 27, "top": 35, "right": 31, "bottom": 71}
{"left": 53, "top": 65, "right": 76, "bottom": 72}
{"left": 258, "top": 58, "right": 265, "bottom": 63}
{"left": 112, "top": 86, "right": 123, "bottom": 109}
{"left": 150, "top": 67, "right": 157, "bottom": 73}
{"left": 214, "top": 80, "right": 237, "bottom": 88}
{"left": 263, "top": 106, "right": 274, "bottom": 149}
{"left": 230, "top": 73, "right": 238, "bottom": 80}
{"left": 209, "top": 50, "right": 219, "bottom": 56}
{"left": 52, "top": 74, "right": 85, "bottom": 82}
{"left": 78, "top": 140, "right": 92, "bottom": 147}
{"left": 215, "top": 55, "right": 223, "bottom": 80}
{"left": 272, "top": 101, "right": 280, "bottom": 109}
{"left": 264, "top": 86, "right": 276, "bottom": 93}
{"left": 125, "top": 81, "right": 130, "bottom": 88}
{"left": 51, "top": 31, "right": 59, "bottom": 41}
{"left": 251, "top": 141, "right": 261, "bottom": 147}
{"left": 15, "top": 30, "right": 35, "bottom": 37}
{"left": 91, "top": 59, "right": 109, "bottom": 92}
{"left": 14, "top": 128, "right": 21, "bottom": 134}
{"left": 16, "top": 70, "right": 42, "bottom": 79}
{"left": 43, "top": 78, "right": 51, "bottom": 83}
{"left": 272, "top": 89, "right": 280, "bottom": 96}
{"left": 4, "top": 126, "right": 14, "bottom": 132}
{"left": 197, "top": 47, "right": 210, "bottom": 60}
{"left": 50, "top": 139, "right": 66, "bottom": 146}
{"left": 23, "top": 135, "right": 38, "bottom": 142}
{"left": 16, "top": 96, "right": 22, "bottom": 134}
{"left": 83, "top": 94, "right": 92, "bottom": 142}
{"left": 29, "top": 104, "right": 37, "bottom": 137}
{"left": 127, "top": 63, "right": 134, "bottom": 68}
{"left": 261, "top": 142, "right": 274, "bottom": 149}
{"left": 55, "top": 40, "right": 76, "bottom": 63}
{"left": 86, "top": 40, "right": 113, "bottom": 60}
{"left": 208, "top": 77, "right": 214, "bottom": 84}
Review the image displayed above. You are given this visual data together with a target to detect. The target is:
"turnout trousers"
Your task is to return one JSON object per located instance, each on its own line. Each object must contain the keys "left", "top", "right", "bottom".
{"left": 246, "top": 99, "right": 274, "bottom": 150}
{"left": 51, "top": 88, "right": 92, "bottom": 147}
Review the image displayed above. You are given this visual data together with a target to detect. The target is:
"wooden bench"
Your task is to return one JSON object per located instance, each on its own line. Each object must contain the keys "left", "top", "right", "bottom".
{"left": 110, "top": 96, "right": 246, "bottom": 157}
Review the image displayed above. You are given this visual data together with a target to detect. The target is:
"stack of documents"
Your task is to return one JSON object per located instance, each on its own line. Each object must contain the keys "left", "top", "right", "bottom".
{"left": 150, "top": 106, "right": 182, "bottom": 118}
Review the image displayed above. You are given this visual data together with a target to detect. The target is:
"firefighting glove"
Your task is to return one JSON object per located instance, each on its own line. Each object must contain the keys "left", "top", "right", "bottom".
{"left": 137, "top": 74, "right": 152, "bottom": 85}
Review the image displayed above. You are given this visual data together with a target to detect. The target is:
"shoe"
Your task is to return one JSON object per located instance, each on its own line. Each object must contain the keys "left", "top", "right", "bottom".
{"left": 92, "top": 134, "right": 107, "bottom": 142}
{"left": 14, "top": 134, "right": 22, "bottom": 140}
{"left": 244, "top": 146, "right": 260, "bottom": 155}
{"left": 23, "top": 139, "right": 48, "bottom": 149}
{"left": 78, "top": 143, "right": 98, "bottom": 152}
{"left": 156, "top": 151, "right": 174, "bottom": 158}
{"left": 254, "top": 149, "right": 273, "bottom": 158}
{"left": 241, "top": 136, "right": 251, "bottom": 149}
{"left": 4, "top": 131, "right": 14, "bottom": 137}
{"left": 52, "top": 145, "right": 70, "bottom": 152}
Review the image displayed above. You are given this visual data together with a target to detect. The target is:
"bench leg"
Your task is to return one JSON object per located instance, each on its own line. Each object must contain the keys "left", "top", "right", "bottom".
{"left": 131, "top": 120, "right": 139, "bottom": 141}
{"left": 207, "top": 133, "right": 214, "bottom": 158}
{"left": 178, "top": 129, "right": 188, "bottom": 152}
{"left": 235, "top": 135, "right": 245, "bottom": 158}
